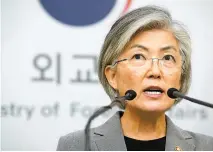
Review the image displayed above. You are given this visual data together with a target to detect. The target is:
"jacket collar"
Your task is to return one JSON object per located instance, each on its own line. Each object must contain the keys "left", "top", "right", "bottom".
{"left": 93, "top": 111, "right": 195, "bottom": 151}
{"left": 165, "top": 115, "right": 195, "bottom": 151}
{"left": 93, "top": 111, "right": 127, "bottom": 151}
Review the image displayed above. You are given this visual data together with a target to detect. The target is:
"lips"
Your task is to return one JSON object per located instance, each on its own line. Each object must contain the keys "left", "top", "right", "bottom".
{"left": 143, "top": 86, "right": 164, "bottom": 98}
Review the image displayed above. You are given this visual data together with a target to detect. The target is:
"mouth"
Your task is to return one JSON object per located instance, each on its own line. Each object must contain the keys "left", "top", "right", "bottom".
{"left": 143, "top": 86, "right": 164, "bottom": 98}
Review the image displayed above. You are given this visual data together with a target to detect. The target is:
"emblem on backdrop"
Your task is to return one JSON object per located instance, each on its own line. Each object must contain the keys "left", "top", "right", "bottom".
{"left": 39, "top": 0, "right": 132, "bottom": 26}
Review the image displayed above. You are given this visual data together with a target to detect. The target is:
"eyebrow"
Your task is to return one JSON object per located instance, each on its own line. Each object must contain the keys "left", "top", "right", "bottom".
{"left": 130, "top": 44, "right": 149, "bottom": 51}
{"left": 130, "top": 44, "right": 177, "bottom": 52}
{"left": 160, "top": 46, "right": 177, "bottom": 52}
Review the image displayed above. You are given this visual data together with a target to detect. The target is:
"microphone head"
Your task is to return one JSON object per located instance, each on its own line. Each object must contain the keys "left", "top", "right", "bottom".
{"left": 167, "top": 88, "right": 179, "bottom": 99}
{"left": 125, "top": 90, "right": 137, "bottom": 100}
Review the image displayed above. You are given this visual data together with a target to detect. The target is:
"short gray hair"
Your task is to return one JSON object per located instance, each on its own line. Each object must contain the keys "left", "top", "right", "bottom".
{"left": 98, "top": 5, "right": 191, "bottom": 103}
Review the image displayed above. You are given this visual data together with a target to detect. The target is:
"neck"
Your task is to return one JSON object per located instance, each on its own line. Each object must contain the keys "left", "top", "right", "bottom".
{"left": 121, "top": 106, "right": 166, "bottom": 140}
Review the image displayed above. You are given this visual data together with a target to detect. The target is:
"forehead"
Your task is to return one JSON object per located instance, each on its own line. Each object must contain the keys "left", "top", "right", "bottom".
{"left": 125, "top": 29, "right": 179, "bottom": 52}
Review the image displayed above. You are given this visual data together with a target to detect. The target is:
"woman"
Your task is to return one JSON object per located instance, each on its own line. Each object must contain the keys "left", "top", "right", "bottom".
{"left": 57, "top": 5, "right": 213, "bottom": 151}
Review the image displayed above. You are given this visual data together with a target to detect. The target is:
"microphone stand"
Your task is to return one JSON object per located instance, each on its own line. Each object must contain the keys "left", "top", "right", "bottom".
{"left": 173, "top": 91, "right": 213, "bottom": 108}
{"left": 84, "top": 89, "right": 136, "bottom": 150}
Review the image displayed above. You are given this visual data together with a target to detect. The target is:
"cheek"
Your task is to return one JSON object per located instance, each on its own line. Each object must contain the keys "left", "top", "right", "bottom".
{"left": 166, "top": 69, "right": 181, "bottom": 89}
{"left": 116, "top": 66, "right": 146, "bottom": 95}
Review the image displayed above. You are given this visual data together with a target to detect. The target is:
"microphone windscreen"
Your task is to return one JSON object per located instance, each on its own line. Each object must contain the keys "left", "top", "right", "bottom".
{"left": 167, "top": 88, "right": 178, "bottom": 99}
{"left": 125, "top": 90, "right": 137, "bottom": 100}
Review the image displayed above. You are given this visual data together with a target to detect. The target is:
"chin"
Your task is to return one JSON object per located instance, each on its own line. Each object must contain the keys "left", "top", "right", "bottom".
{"left": 129, "top": 100, "right": 173, "bottom": 113}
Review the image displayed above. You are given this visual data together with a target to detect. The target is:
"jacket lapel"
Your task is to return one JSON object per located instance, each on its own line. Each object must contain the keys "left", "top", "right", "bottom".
{"left": 93, "top": 111, "right": 127, "bottom": 151}
{"left": 165, "top": 116, "right": 196, "bottom": 151}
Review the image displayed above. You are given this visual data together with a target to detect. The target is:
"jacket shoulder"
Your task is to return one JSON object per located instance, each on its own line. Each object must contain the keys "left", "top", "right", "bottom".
{"left": 56, "top": 130, "right": 86, "bottom": 151}
{"left": 187, "top": 130, "right": 213, "bottom": 150}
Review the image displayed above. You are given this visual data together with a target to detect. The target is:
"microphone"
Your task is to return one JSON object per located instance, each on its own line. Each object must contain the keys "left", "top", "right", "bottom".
{"left": 84, "top": 90, "right": 137, "bottom": 151}
{"left": 113, "top": 89, "right": 137, "bottom": 109}
{"left": 167, "top": 88, "right": 213, "bottom": 108}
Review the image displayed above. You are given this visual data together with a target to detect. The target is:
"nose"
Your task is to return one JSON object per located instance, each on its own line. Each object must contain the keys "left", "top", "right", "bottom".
{"left": 147, "top": 58, "right": 161, "bottom": 79}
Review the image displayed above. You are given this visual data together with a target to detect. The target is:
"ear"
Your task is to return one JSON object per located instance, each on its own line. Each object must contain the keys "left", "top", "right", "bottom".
{"left": 105, "top": 65, "right": 118, "bottom": 90}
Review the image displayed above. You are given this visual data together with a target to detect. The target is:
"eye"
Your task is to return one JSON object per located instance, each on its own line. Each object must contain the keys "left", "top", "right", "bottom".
{"left": 132, "top": 54, "right": 146, "bottom": 60}
{"left": 163, "top": 55, "right": 176, "bottom": 62}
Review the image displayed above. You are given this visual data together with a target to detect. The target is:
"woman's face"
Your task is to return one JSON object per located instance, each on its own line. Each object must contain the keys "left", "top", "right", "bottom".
{"left": 105, "top": 29, "right": 182, "bottom": 113}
